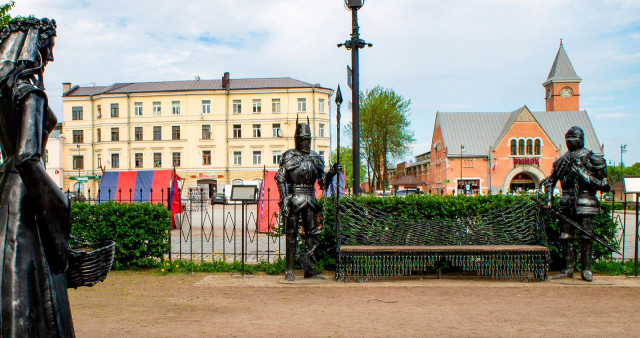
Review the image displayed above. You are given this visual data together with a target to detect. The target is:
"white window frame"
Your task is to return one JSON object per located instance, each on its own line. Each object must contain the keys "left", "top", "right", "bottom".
{"left": 253, "top": 124, "right": 261, "bottom": 138}
{"left": 319, "top": 123, "right": 325, "bottom": 138}
{"left": 172, "top": 101, "right": 180, "bottom": 115}
{"left": 153, "top": 102, "right": 161, "bottom": 116}
{"left": 319, "top": 98, "right": 325, "bottom": 113}
{"left": 202, "top": 100, "right": 211, "bottom": 114}
{"left": 272, "top": 98, "right": 281, "bottom": 113}
{"left": 233, "top": 100, "right": 241, "bottom": 114}
{"left": 134, "top": 102, "right": 143, "bottom": 116}
{"left": 272, "top": 150, "right": 282, "bottom": 164}
{"left": 252, "top": 99, "right": 261, "bottom": 113}
{"left": 233, "top": 151, "right": 242, "bottom": 165}
{"left": 297, "top": 98, "right": 306, "bottom": 112}
{"left": 272, "top": 123, "right": 281, "bottom": 137}
{"left": 253, "top": 150, "right": 262, "bottom": 165}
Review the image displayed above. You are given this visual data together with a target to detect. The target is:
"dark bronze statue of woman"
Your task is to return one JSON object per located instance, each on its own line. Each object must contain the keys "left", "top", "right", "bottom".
{"left": 0, "top": 18, "right": 75, "bottom": 337}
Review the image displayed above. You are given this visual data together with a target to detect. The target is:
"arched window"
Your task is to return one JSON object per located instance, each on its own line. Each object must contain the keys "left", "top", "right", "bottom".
{"left": 534, "top": 139, "right": 541, "bottom": 155}
{"left": 526, "top": 139, "right": 533, "bottom": 155}
{"left": 232, "top": 178, "right": 243, "bottom": 185}
{"left": 510, "top": 140, "right": 517, "bottom": 155}
{"left": 518, "top": 139, "right": 525, "bottom": 155}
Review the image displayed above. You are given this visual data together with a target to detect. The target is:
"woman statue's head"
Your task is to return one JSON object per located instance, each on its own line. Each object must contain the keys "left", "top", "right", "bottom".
{"left": 0, "top": 17, "right": 56, "bottom": 73}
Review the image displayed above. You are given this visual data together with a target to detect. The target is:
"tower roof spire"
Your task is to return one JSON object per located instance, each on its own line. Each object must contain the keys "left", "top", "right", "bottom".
{"left": 543, "top": 40, "right": 581, "bottom": 86}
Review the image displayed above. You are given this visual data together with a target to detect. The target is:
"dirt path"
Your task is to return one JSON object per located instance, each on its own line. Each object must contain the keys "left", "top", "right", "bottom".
{"left": 69, "top": 271, "right": 640, "bottom": 337}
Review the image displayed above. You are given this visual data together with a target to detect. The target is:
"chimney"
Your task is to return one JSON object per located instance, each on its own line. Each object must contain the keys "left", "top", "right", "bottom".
{"left": 222, "top": 72, "right": 230, "bottom": 90}
{"left": 62, "top": 82, "right": 71, "bottom": 93}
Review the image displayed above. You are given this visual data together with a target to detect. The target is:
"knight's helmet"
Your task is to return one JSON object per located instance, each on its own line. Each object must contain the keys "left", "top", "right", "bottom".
{"left": 565, "top": 126, "right": 585, "bottom": 151}
{"left": 294, "top": 115, "right": 312, "bottom": 153}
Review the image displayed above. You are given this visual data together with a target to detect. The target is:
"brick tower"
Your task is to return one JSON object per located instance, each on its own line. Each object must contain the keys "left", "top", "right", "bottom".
{"left": 543, "top": 40, "right": 581, "bottom": 111}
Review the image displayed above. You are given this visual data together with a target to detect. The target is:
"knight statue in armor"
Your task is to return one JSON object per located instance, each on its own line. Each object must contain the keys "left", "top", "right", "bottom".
{"left": 276, "top": 117, "right": 340, "bottom": 281}
{"left": 543, "top": 126, "right": 610, "bottom": 282}
{"left": 0, "top": 18, "right": 75, "bottom": 336}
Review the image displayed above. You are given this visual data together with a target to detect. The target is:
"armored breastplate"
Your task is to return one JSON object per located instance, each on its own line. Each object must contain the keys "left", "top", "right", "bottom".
{"left": 289, "top": 155, "right": 319, "bottom": 185}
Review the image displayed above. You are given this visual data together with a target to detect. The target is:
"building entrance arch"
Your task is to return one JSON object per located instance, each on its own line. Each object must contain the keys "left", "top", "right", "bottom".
{"left": 501, "top": 166, "right": 546, "bottom": 194}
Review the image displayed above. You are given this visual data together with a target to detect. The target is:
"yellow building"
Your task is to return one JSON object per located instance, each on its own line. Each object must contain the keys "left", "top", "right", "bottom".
{"left": 62, "top": 73, "right": 333, "bottom": 197}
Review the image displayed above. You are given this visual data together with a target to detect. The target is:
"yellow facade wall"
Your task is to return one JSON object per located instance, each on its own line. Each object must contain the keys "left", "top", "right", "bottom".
{"left": 62, "top": 86, "right": 332, "bottom": 197}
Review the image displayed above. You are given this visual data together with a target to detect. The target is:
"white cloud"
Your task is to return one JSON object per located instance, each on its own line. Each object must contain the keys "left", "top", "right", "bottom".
{"left": 10, "top": 0, "right": 640, "bottom": 163}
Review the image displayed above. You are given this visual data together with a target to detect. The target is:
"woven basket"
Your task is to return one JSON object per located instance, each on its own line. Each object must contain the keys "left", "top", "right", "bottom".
{"left": 66, "top": 239, "right": 115, "bottom": 289}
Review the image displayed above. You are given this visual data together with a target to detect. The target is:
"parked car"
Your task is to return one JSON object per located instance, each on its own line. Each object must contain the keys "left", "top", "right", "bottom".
{"left": 395, "top": 189, "right": 424, "bottom": 197}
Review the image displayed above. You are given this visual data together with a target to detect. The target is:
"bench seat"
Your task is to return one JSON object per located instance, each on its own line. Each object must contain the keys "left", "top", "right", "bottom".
{"left": 337, "top": 244, "right": 549, "bottom": 282}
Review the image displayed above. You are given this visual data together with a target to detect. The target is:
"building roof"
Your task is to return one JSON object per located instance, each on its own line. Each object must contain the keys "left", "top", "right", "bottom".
{"left": 435, "top": 108, "right": 603, "bottom": 157}
{"left": 390, "top": 175, "right": 426, "bottom": 186}
{"left": 64, "top": 77, "right": 329, "bottom": 96}
{"left": 543, "top": 40, "right": 582, "bottom": 85}
{"left": 49, "top": 129, "right": 62, "bottom": 138}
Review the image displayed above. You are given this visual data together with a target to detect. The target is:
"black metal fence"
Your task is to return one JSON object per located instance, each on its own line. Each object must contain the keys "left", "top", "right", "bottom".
{"left": 66, "top": 186, "right": 285, "bottom": 264}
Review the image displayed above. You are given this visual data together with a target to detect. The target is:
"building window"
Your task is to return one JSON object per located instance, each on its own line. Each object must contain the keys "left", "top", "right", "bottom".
{"left": 272, "top": 150, "right": 282, "bottom": 164}
{"left": 134, "top": 102, "right": 143, "bottom": 116}
{"left": 153, "top": 126, "right": 161, "bottom": 140}
{"left": 518, "top": 139, "right": 525, "bottom": 155}
{"left": 319, "top": 150, "right": 325, "bottom": 162}
{"left": 253, "top": 124, "right": 261, "bottom": 138}
{"left": 72, "top": 130, "right": 83, "bottom": 144}
{"left": 202, "top": 125, "right": 211, "bottom": 139}
{"left": 534, "top": 139, "right": 541, "bottom": 155}
{"left": 526, "top": 139, "right": 533, "bottom": 155}
{"left": 253, "top": 150, "right": 262, "bottom": 165}
{"left": 110, "top": 103, "right": 119, "bottom": 117}
{"left": 297, "top": 98, "right": 306, "bottom": 112}
{"left": 272, "top": 123, "right": 281, "bottom": 137}
{"left": 97, "top": 154, "right": 101, "bottom": 168}
{"left": 134, "top": 127, "right": 143, "bottom": 141}
{"left": 233, "top": 124, "right": 241, "bottom": 138}
{"left": 232, "top": 178, "right": 243, "bottom": 185}
{"left": 172, "top": 126, "right": 180, "bottom": 140}
{"left": 134, "top": 153, "right": 143, "bottom": 168}
{"left": 319, "top": 99, "right": 325, "bottom": 113}
{"left": 233, "top": 100, "right": 241, "bottom": 114}
{"left": 96, "top": 105, "right": 101, "bottom": 118}
{"left": 172, "top": 152, "right": 181, "bottom": 167}
{"left": 172, "top": 101, "right": 180, "bottom": 115}
{"left": 96, "top": 128, "right": 101, "bottom": 142}
{"left": 153, "top": 102, "right": 161, "bottom": 116}
{"left": 252, "top": 99, "right": 261, "bottom": 113}
{"left": 319, "top": 123, "right": 325, "bottom": 137}
{"left": 233, "top": 151, "right": 242, "bottom": 165}
{"left": 111, "top": 153, "right": 120, "bottom": 168}
{"left": 72, "top": 155, "right": 84, "bottom": 170}
{"left": 202, "top": 100, "right": 210, "bottom": 114}
{"left": 72, "top": 106, "right": 83, "bottom": 120}
{"left": 154, "top": 152, "right": 162, "bottom": 168}
{"left": 510, "top": 140, "right": 517, "bottom": 155}
{"left": 111, "top": 127, "right": 119, "bottom": 141}
{"left": 202, "top": 150, "right": 212, "bottom": 165}
{"left": 272, "top": 98, "right": 281, "bottom": 113}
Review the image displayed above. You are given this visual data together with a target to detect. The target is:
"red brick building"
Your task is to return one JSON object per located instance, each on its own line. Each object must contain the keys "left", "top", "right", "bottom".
{"left": 427, "top": 41, "right": 603, "bottom": 195}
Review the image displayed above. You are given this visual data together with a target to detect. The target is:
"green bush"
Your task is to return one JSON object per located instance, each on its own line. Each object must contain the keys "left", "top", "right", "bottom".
{"left": 71, "top": 202, "right": 171, "bottom": 270}
{"left": 318, "top": 194, "right": 619, "bottom": 272}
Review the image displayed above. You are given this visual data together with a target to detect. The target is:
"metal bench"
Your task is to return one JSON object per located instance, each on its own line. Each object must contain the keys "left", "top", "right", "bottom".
{"left": 333, "top": 197, "right": 549, "bottom": 282}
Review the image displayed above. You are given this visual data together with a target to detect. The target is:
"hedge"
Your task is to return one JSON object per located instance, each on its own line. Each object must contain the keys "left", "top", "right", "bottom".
{"left": 71, "top": 202, "right": 171, "bottom": 270}
{"left": 316, "top": 194, "right": 618, "bottom": 272}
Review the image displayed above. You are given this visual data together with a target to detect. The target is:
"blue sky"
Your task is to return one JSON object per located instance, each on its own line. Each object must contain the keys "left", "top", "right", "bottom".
{"left": 13, "top": 0, "right": 640, "bottom": 165}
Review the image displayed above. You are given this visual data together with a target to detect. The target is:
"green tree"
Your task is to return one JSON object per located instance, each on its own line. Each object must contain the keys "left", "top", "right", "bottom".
{"left": 0, "top": 1, "right": 14, "bottom": 27}
{"left": 347, "top": 86, "right": 415, "bottom": 190}
{"left": 330, "top": 146, "right": 365, "bottom": 190}
{"left": 607, "top": 162, "right": 640, "bottom": 184}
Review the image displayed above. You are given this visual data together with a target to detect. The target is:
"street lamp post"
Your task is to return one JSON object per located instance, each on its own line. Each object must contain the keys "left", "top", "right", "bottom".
{"left": 338, "top": 0, "right": 372, "bottom": 196}
{"left": 621, "top": 144, "right": 627, "bottom": 181}
{"left": 460, "top": 144, "right": 465, "bottom": 195}
{"left": 74, "top": 145, "right": 81, "bottom": 196}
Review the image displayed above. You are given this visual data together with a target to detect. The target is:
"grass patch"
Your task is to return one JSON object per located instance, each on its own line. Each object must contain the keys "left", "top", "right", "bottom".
{"left": 157, "top": 257, "right": 286, "bottom": 275}
{"left": 593, "top": 259, "right": 639, "bottom": 275}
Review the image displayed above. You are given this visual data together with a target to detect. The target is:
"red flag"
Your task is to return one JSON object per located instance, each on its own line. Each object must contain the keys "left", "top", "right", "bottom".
{"left": 169, "top": 171, "right": 183, "bottom": 229}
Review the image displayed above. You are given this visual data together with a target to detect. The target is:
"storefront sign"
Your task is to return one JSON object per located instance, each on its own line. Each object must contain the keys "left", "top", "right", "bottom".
{"left": 513, "top": 157, "right": 539, "bottom": 168}
{"left": 196, "top": 172, "right": 223, "bottom": 179}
